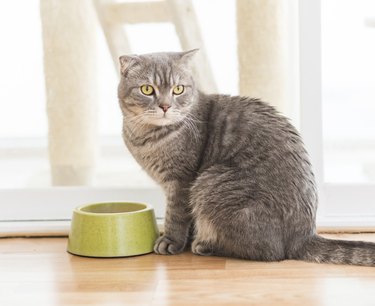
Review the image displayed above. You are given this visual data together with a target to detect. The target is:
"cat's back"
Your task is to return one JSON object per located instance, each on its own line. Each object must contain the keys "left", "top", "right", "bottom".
{"left": 198, "top": 93, "right": 317, "bottom": 215}
{"left": 201, "top": 93, "right": 303, "bottom": 161}
{"left": 200, "top": 93, "right": 315, "bottom": 194}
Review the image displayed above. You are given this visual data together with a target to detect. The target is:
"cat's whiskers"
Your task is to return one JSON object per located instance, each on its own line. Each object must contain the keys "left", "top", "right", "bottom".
{"left": 126, "top": 118, "right": 144, "bottom": 138}
{"left": 186, "top": 112, "right": 205, "bottom": 124}
{"left": 184, "top": 118, "right": 200, "bottom": 144}
{"left": 125, "top": 110, "right": 155, "bottom": 137}
{"left": 124, "top": 113, "right": 144, "bottom": 134}
{"left": 170, "top": 110, "right": 200, "bottom": 144}
{"left": 143, "top": 109, "right": 161, "bottom": 121}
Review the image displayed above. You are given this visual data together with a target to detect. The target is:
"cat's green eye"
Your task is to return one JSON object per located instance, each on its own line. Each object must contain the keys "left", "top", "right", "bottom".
{"left": 173, "top": 85, "right": 184, "bottom": 95}
{"left": 140, "top": 85, "right": 154, "bottom": 96}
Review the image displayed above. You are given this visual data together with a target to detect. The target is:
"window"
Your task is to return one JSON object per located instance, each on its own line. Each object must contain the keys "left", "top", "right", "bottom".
{"left": 300, "top": 0, "right": 375, "bottom": 227}
{"left": 0, "top": 0, "right": 237, "bottom": 222}
{"left": 1, "top": 0, "right": 373, "bottom": 229}
{"left": 322, "top": 0, "right": 375, "bottom": 184}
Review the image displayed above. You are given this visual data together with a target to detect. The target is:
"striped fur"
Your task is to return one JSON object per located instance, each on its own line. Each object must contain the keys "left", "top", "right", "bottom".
{"left": 118, "top": 51, "right": 375, "bottom": 266}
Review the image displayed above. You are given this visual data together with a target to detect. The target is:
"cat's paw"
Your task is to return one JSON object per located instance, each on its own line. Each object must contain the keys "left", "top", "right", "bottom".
{"left": 154, "top": 235, "right": 185, "bottom": 255}
{"left": 191, "top": 240, "right": 214, "bottom": 256}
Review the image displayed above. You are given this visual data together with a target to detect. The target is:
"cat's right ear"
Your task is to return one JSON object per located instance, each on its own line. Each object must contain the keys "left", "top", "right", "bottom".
{"left": 119, "top": 55, "right": 139, "bottom": 76}
{"left": 179, "top": 49, "right": 199, "bottom": 66}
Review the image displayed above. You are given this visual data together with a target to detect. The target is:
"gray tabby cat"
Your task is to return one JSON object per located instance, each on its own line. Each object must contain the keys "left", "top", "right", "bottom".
{"left": 118, "top": 50, "right": 375, "bottom": 266}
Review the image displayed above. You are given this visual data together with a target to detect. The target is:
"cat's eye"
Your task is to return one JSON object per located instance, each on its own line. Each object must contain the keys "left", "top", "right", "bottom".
{"left": 173, "top": 85, "right": 184, "bottom": 95}
{"left": 140, "top": 85, "right": 155, "bottom": 96}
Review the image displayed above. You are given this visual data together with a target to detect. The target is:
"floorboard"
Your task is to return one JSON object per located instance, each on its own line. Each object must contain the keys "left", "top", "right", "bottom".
{"left": 0, "top": 233, "right": 374, "bottom": 306}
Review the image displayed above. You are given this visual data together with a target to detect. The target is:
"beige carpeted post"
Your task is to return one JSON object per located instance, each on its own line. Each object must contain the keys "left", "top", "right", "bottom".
{"left": 40, "top": 0, "right": 97, "bottom": 186}
{"left": 237, "top": 0, "right": 288, "bottom": 113}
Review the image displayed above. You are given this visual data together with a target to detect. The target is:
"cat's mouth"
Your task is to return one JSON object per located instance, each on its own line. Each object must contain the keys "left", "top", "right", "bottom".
{"left": 145, "top": 114, "right": 177, "bottom": 126}
{"left": 145, "top": 108, "right": 185, "bottom": 126}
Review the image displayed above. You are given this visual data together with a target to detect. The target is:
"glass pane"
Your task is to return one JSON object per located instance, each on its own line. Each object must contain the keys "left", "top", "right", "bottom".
{"left": 0, "top": 0, "right": 237, "bottom": 188}
{"left": 322, "top": 0, "right": 375, "bottom": 183}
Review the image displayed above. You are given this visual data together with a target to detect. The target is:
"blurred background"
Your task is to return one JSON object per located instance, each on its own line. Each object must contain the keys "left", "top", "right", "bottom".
{"left": 0, "top": 0, "right": 374, "bottom": 190}
{"left": 1, "top": 0, "right": 238, "bottom": 190}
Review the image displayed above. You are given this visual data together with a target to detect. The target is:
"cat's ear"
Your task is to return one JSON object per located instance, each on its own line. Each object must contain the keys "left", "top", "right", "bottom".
{"left": 119, "top": 54, "right": 139, "bottom": 75}
{"left": 179, "top": 49, "right": 199, "bottom": 65}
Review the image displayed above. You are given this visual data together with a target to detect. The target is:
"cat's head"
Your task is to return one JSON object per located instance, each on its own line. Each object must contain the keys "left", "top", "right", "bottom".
{"left": 118, "top": 50, "right": 199, "bottom": 127}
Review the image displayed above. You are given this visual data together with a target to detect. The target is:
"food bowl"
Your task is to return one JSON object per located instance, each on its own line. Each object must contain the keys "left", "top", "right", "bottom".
{"left": 67, "top": 202, "right": 159, "bottom": 257}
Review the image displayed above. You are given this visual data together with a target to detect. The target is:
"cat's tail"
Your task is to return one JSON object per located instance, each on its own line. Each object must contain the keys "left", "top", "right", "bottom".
{"left": 292, "top": 235, "right": 375, "bottom": 266}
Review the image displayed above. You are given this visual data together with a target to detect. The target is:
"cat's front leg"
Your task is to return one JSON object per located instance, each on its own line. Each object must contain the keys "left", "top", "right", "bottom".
{"left": 154, "top": 182, "right": 191, "bottom": 255}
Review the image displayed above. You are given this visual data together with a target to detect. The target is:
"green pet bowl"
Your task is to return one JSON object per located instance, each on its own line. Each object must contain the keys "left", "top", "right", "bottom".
{"left": 67, "top": 202, "right": 159, "bottom": 258}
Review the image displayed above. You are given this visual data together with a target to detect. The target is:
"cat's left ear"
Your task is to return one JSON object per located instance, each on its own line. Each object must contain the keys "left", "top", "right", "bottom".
{"left": 119, "top": 54, "right": 139, "bottom": 75}
{"left": 179, "top": 49, "right": 199, "bottom": 65}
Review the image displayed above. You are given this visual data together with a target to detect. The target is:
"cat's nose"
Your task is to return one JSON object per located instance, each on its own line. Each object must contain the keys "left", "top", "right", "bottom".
{"left": 159, "top": 104, "right": 171, "bottom": 113}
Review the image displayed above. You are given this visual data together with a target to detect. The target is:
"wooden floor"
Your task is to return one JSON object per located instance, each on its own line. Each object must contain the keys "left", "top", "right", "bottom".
{"left": 1, "top": 234, "right": 375, "bottom": 306}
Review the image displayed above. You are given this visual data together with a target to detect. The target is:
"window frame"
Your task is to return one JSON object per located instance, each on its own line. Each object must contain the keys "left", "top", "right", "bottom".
{"left": 1, "top": 0, "right": 374, "bottom": 230}
{"left": 0, "top": 187, "right": 165, "bottom": 221}
{"left": 299, "top": 0, "right": 375, "bottom": 227}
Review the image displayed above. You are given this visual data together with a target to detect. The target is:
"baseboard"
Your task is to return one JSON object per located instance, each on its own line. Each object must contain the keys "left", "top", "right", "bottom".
{"left": 0, "top": 217, "right": 374, "bottom": 238}
{"left": 0, "top": 219, "right": 165, "bottom": 238}
{"left": 316, "top": 215, "right": 375, "bottom": 233}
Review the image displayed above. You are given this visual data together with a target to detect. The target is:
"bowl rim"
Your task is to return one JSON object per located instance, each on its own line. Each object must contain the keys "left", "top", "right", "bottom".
{"left": 74, "top": 201, "right": 153, "bottom": 216}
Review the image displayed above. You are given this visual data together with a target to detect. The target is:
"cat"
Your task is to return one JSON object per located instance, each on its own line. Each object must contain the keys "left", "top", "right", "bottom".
{"left": 117, "top": 49, "right": 375, "bottom": 266}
